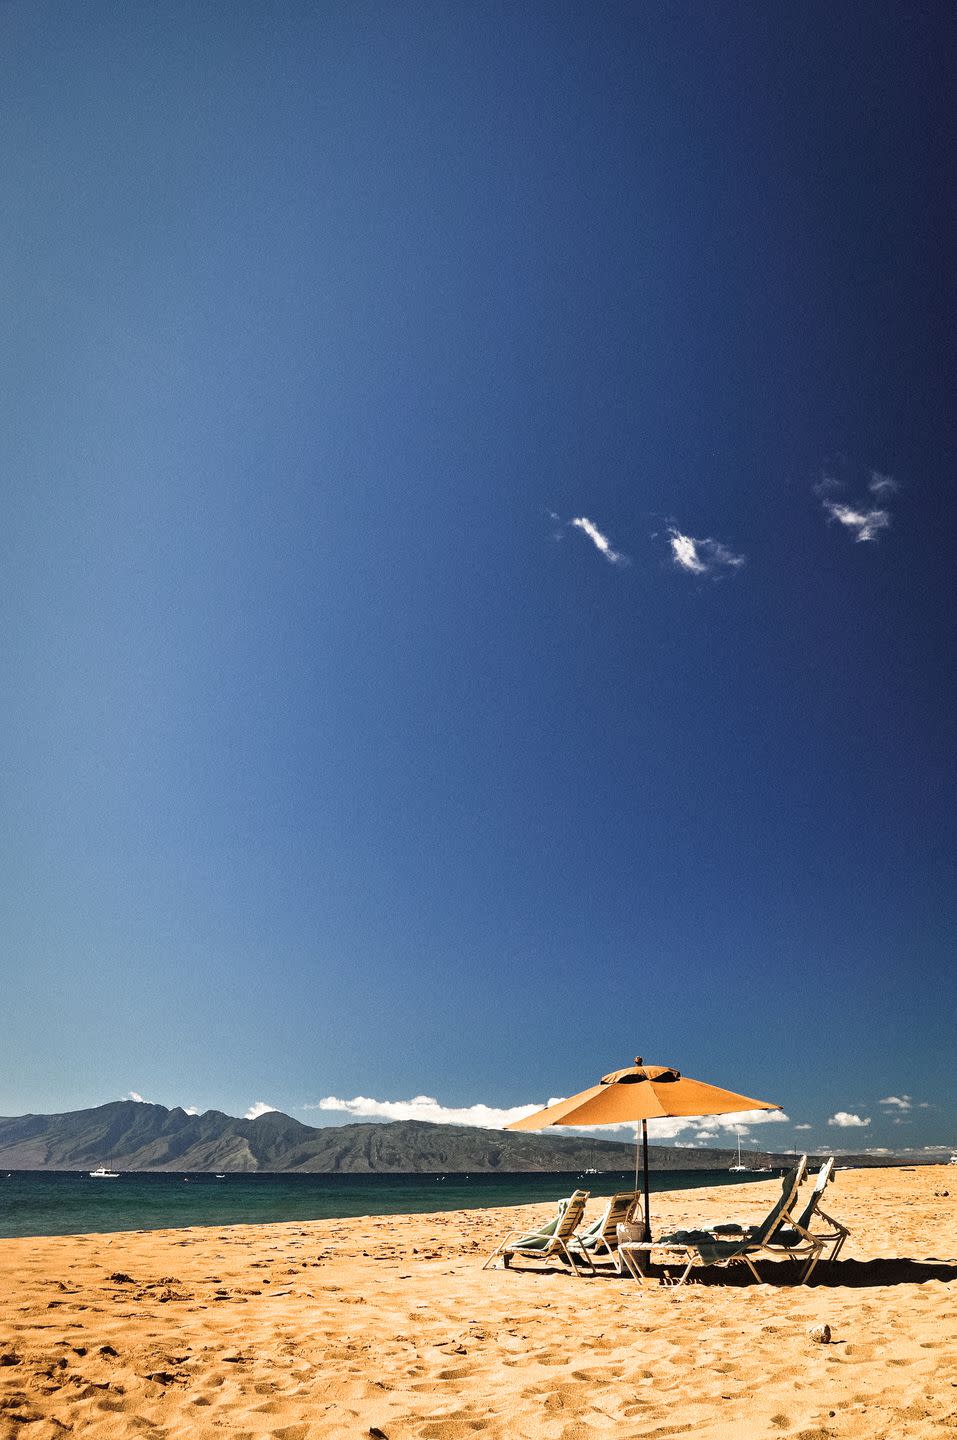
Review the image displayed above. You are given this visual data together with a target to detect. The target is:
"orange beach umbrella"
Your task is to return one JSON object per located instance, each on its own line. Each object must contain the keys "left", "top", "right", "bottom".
{"left": 507, "top": 1056, "right": 779, "bottom": 1241}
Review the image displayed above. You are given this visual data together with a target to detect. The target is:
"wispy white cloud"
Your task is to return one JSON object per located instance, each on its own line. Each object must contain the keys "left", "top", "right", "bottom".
{"left": 815, "top": 466, "right": 896, "bottom": 542}
{"left": 245, "top": 1101, "right": 278, "bottom": 1120}
{"left": 880, "top": 1095, "right": 912, "bottom": 1111}
{"left": 307, "top": 1094, "right": 547, "bottom": 1130}
{"left": 794, "top": 1123, "right": 813, "bottom": 1131}
{"left": 823, "top": 500, "right": 891, "bottom": 542}
{"left": 828, "top": 1111, "right": 871, "bottom": 1128}
{"left": 669, "top": 530, "right": 707, "bottom": 575}
{"left": 868, "top": 471, "right": 898, "bottom": 498}
{"left": 569, "top": 515, "right": 629, "bottom": 566}
{"left": 667, "top": 527, "right": 745, "bottom": 577}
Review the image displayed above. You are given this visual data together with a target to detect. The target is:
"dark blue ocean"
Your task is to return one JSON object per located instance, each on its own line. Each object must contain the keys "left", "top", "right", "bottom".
{"left": 0, "top": 1168, "right": 779, "bottom": 1240}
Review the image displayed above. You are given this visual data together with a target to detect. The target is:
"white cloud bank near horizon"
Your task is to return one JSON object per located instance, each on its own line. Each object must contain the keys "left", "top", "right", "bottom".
{"left": 306, "top": 1095, "right": 788, "bottom": 1141}
{"left": 306, "top": 1094, "right": 548, "bottom": 1129}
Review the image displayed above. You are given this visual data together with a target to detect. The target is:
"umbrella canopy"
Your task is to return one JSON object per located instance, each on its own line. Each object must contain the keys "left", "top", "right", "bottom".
{"left": 507, "top": 1057, "right": 780, "bottom": 1242}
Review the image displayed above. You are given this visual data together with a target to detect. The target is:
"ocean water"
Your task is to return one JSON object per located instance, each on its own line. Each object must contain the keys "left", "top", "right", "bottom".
{"left": 0, "top": 1168, "right": 781, "bottom": 1240}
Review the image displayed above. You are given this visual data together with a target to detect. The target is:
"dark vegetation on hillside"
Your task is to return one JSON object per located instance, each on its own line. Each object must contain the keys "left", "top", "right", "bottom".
{"left": 0, "top": 1101, "right": 912, "bottom": 1173}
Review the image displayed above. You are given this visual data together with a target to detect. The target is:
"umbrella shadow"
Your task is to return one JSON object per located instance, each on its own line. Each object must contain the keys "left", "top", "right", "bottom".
{"left": 620, "top": 1257, "right": 957, "bottom": 1288}
{"left": 797, "top": 1257, "right": 957, "bottom": 1289}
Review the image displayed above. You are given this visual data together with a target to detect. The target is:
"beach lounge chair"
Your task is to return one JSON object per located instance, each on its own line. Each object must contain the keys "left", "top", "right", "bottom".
{"left": 483, "top": 1189, "right": 593, "bottom": 1275}
{"left": 618, "top": 1158, "right": 808, "bottom": 1286}
{"left": 688, "top": 1157, "right": 849, "bottom": 1281}
{"left": 567, "top": 1191, "right": 641, "bottom": 1267}
{"left": 482, "top": 1191, "right": 579, "bottom": 1273}
{"left": 760, "top": 1158, "right": 849, "bottom": 1281}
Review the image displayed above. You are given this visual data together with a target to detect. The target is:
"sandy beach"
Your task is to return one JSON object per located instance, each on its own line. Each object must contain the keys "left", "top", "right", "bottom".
{"left": 1, "top": 1166, "right": 954, "bottom": 1439}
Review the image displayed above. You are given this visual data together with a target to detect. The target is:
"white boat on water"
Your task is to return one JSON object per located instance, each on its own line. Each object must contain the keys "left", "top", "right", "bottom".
{"left": 89, "top": 1167, "right": 120, "bottom": 1179}
{"left": 728, "top": 1136, "right": 749, "bottom": 1172}
{"left": 728, "top": 1136, "right": 773, "bottom": 1173}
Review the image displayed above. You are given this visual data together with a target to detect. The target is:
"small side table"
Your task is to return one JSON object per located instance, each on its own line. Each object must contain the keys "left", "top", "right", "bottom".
{"left": 617, "top": 1240, "right": 697, "bottom": 1286}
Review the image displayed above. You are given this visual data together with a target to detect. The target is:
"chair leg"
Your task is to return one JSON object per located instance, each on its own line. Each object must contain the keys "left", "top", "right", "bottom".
{"left": 559, "top": 1240, "right": 594, "bottom": 1277}
{"left": 801, "top": 1246, "right": 823, "bottom": 1284}
{"left": 676, "top": 1254, "right": 696, "bottom": 1286}
{"left": 591, "top": 1238, "right": 615, "bottom": 1266}
{"left": 618, "top": 1247, "right": 646, "bottom": 1281}
{"left": 741, "top": 1254, "right": 763, "bottom": 1282}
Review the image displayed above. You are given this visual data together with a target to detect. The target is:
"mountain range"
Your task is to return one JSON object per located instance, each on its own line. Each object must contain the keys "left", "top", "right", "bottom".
{"left": 0, "top": 1102, "right": 662, "bottom": 1172}
{"left": 0, "top": 1101, "right": 910, "bottom": 1173}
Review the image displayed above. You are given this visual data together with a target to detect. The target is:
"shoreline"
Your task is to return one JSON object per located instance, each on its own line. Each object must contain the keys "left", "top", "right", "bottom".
{"left": 1, "top": 1166, "right": 954, "bottom": 1438}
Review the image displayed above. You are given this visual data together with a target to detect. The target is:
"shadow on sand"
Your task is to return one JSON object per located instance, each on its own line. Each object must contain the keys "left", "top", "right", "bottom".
{"left": 637, "top": 1257, "right": 957, "bottom": 1288}
{"left": 771, "top": 1257, "right": 957, "bottom": 1288}
{"left": 531, "top": 1257, "right": 957, "bottom": 1288}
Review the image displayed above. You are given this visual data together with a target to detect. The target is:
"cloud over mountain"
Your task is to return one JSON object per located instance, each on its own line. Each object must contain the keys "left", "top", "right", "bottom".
{"left": 308, "top": 1094, "right": 546, "bottom": 1129}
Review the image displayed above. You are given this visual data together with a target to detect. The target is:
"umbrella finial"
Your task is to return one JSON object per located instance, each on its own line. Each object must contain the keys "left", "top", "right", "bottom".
{"left": 634, "top": 1056, "right": 643, "bottom": 1066}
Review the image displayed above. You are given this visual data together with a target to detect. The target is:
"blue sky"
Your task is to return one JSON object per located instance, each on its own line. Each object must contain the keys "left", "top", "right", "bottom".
{"left": 2, "top": 1, "right": 955, "bottom": 1156}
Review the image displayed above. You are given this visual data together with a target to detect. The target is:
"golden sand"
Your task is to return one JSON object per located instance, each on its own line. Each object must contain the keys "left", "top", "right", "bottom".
{"left": 1, "top": 1165, "right": 954, "bottom": 1439}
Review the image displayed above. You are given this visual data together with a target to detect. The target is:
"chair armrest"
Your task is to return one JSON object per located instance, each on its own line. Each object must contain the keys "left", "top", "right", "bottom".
{"left": 815, "top": 1207, "right": 848, "bottom": 1234}
{"left": 497, "top": 1229, "right": 535, "bottom": 1248}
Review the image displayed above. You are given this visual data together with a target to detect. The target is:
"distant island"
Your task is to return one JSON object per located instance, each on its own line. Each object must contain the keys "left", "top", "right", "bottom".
{"left": 0, "top": 1101, "right": 921, "bottom": 1174}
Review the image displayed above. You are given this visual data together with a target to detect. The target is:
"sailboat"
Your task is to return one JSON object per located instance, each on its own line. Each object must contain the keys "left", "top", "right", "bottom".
{"left": 728, "top": 1135, "right": 749, "bottom": 1172}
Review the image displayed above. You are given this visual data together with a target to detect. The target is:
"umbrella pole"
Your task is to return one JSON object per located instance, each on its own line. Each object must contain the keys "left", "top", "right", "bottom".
{"left": 642, "top": 1119, "right": 651, "bottom": 1243}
